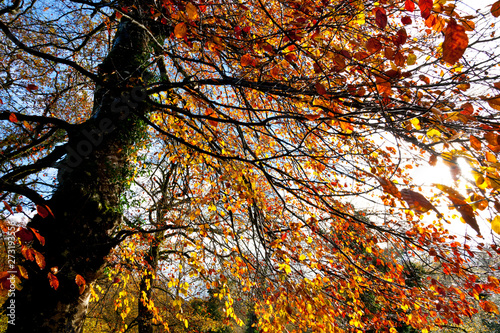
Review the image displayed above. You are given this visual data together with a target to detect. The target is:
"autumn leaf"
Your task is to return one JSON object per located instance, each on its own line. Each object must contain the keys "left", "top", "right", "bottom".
{"left": 186, "top": 3, "right": 199, "bottom": 21}
{"left": 16, "top": 228, "right": 34, "bottom": 244}
{"left": 366, "top": 38, "right": 382, "bottom": 53}
{"left": 481, "top": 300, "right": 499, "bottom": 314}
{"left": 48, "top": 272, "right": 59, "bottom": 290}
{"left": 435, "top": 184, "right": 480, "bottom": 235}
{"left": 240, "top": 54, "right": 256, "bottom": 67}
{"left": 33, "top": 249, "right": 46, "bottom": 269}
{"left": 377, "top": 177, "right": 401, "bottom": 199}
{"left": 174, "top": 22, "right": 187, "bottom": 39}
{"left": 315, "top": 82, "right": 327, "bottom": 96}
{"left": 419, "top": 0, "right": 433, "bottom": 19}
{"left": 442, "top": 19, "right": 468, "bottom": 65}
{"left": 373, "top": 8, "right": 387, "bottom": 29}
{"left": 486, "top": 96, "right": 500, "bottom": 111}
{"left": 26, "top": 84, "right": 38, "bottom": 92}
{"left": 492, "top": 0, "right": 500, "bottom": 17}
{"left": 75, "top": 274, "right": 86, "bottom": 294}
{"left": 8, "top": 113, "right": 17, "bottom": 123}
{"left": 3, "top": 201, "right": 14, "bottom": 214}
{"left": 400, "top": 189, "right": 441, "bottom": 216}
{"left": 405, "top": 0, "right": 415, "bottom": 11}
{"left": 30, "top": 228, "right": 45, "bottom": 246}
{"left": 491, "top": 216, "right": 500, "bottom": 234}
{"left": 469, "top": 135, "right": 482, "bottom": 151}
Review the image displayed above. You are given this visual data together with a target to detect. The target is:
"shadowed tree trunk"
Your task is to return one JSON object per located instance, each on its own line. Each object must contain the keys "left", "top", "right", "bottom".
{"left": 6, "top": 6, "right": 165, "bottom": 332}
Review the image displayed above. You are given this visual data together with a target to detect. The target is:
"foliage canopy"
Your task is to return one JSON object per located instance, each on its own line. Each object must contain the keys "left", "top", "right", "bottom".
{"left": 1, "top": 0, "right": 500, "bottom": 332}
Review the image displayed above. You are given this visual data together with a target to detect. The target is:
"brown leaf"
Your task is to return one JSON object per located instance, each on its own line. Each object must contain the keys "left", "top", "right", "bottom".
{"left": 374, "top": 8, "right": 387, "bottom": 29}
{"left": 37, "top": 205, "right": 49, "bottom": 218}
{"left": 400, "top": 189, "right": 441, "bottom": 216}
{"left": 26, "top": 84, "right": 38, "bottom": 92}
{"left": 487, "top": 96, "right": 500, "bottom": 111}
{"left": 186, "top": 3, "right": 199, "bottom": 21}
{"left": 366, "top": 38, "right": 382, "bottom": 53}
{"left": 492, "top": 0, "right": 500, "bottom": 17}
{"left": 315, "top": 82, "right": 327, "bottom": 96}
{"left": 442, "top": 19, "right": 468, "bottom": 65}
{"left": 436, "top": 184, "right": 480, "bottom": 235}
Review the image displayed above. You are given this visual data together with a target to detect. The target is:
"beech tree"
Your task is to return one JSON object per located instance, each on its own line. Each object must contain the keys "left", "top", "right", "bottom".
{"left": 1, "top": 0, "right": 500, "bottom": 332}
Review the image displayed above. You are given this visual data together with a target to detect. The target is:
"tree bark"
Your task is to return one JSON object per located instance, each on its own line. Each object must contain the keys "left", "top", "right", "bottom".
{"left": 6, "top": 11, "right": 162, "bottom": 332}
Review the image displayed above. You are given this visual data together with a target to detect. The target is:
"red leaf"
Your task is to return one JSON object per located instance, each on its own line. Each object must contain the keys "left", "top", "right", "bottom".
{"left": 16, "top": 228, "right": 34, "bottom": 244}
{"left": 15, "top": 205, "right": 22, "bottom": 213}
{"left": 442, "top": 19, "right": 468, "bottom": 65}
{"left": 419, "top": 0, "right": 433, "bottom": 19}
{"left": 48, "top": 272, "right": 59, "bottom": 290}
{"left": 8, "top": 113, "right": 17, "bottom": 123}
{"left": 26, "top": 84, "right": 38, "bottom": 92}
{"left": 37, "top": 205, "right": 49, "bottom": 218}
{"left": 460, "top": 102, "right": 474, "bottom": 115}
{"left": 3, "top": 201, "right": 14, "bottom": 214}
{"left": 373, "top": 8, "right": 387, "bottom": 29}
{"left": 405, "top": 0, "right": 415, "bottom": 11}
{"left": 401, "top": 16, "right": 412, "bottom": 25}
{"left": 394, "top": 28, "right": 407, "bottom": 47}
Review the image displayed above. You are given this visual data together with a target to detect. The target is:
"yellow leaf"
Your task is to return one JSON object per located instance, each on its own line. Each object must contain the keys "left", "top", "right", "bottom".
{"left": 491, "top": 216, "right": 500, "bottom": 234}
{"left": 299, "top": 254, "right": 306, "bottom": 261}
{"left": 487, "top": 96, "right": 500, "bottom": 111}
{"left": 407, "top": 53, "right": 417, "bottom": 65}
{"left": 410, "top": 118, "right": 421, "bottom": 130}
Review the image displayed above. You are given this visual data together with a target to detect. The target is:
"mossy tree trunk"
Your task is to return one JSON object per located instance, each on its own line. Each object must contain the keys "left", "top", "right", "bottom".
{"left": 6, "top": 9, "right": 163, "bottom": 333}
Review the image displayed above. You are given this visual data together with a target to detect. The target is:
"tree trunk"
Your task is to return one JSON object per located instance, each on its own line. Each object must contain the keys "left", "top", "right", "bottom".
{"left": 6, "top": 12, "right": 161, "bottom": 332}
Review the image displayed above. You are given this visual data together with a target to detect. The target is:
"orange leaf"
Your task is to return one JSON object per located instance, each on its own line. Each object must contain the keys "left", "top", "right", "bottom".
{"left": 174, "top": 22, "right": 187, "bottom": 39}
{"left": 436, "top": 184, "right": 480, "bottom": 235}
{"left": 15, "top": 205, "right": 22, "bottom": 213}
{"left": 419, "top": 0, "right": 433, "bottom": 19}
{"left": 481, "top": 300, "right": 499, "bottom": 314}
{"left": 33, "top": 249, "right": 46, "bottom": 269}
{"left": 305, "top": 114, "right": 320, "bottom": 121}
{"left": 377, "top": 177, "right": 401, "bottom": 199}
{"left": 30, "top": 228, "right": 45, "bottom": 246}
{"left": 429, "top": 154, "right": 437, "bottom": 166}
{"left": 17, "top": 265, "right": 28, "bottom": 279}
{"left": 442, "top": 19, "right": 468, "bottom": 65}
{"left": 486, "top": 151, "right": 497, "bottom": 163}
{"left": 460, "top": 102, "right": 474, "bottom": 115}
{"left": 492, "top": 0, "right": 500, "bottom": 17}
{"left": 8, "top": 113, "right": 18, "bottom": 123}
{"left": 240, "top": 54, "right": 255, "bottom": 67}
{"left": 469, "top": 135, "right": 482, "bottom": 151}
{"left": 186, "top": 3, "right": 199, "bottom": 21}
{"left": 75, "top": 274, "right": 86, "bottom": 294}
{"left": 48, "top": 272, "right": 59, "bottom": 290}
